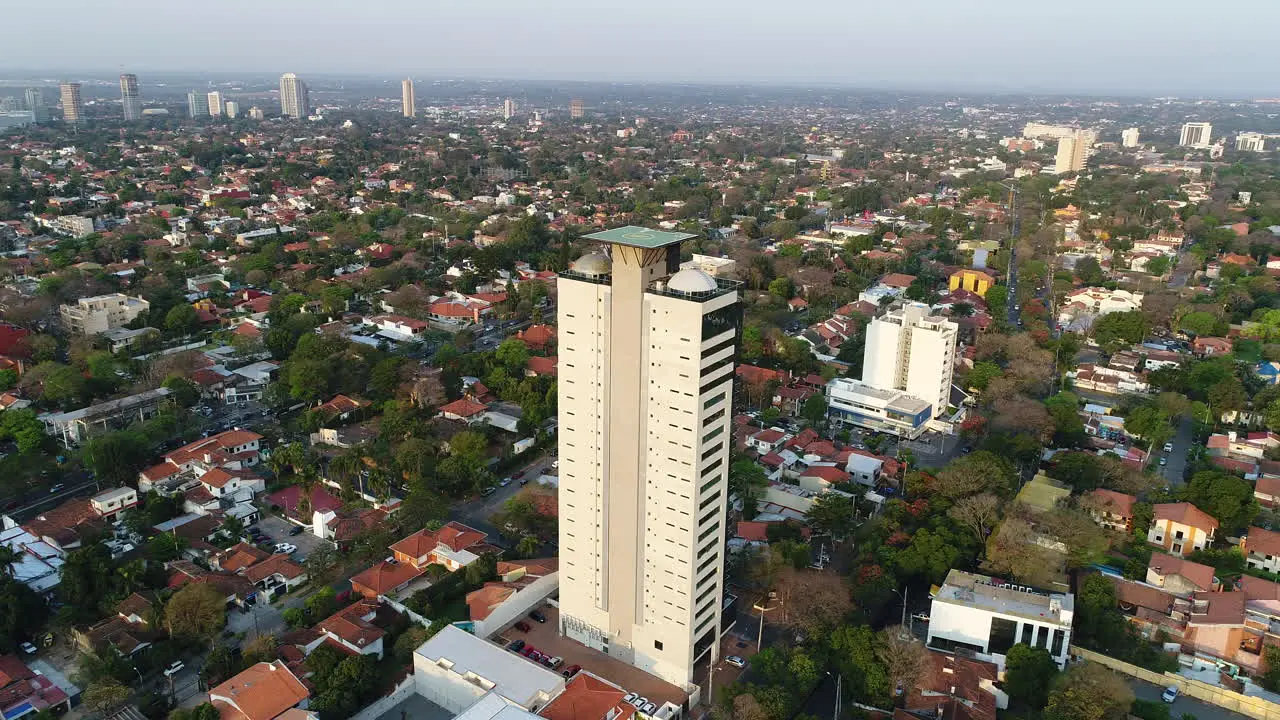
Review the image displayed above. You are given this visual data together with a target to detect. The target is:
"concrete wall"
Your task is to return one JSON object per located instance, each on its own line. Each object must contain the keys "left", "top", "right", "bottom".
{"left": 1073, "top": 647, "right": 1280, "bottom": 720}
{"left": 473, "top": 572, "right": 559, "bottom": 639}
{"left": 350, "top": 675, "right": 416, "bottom": 720}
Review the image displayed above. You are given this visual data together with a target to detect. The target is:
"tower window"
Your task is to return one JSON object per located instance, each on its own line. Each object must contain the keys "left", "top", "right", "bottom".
{"left": 654, "top": 640, "right": 664, "bottom": 651}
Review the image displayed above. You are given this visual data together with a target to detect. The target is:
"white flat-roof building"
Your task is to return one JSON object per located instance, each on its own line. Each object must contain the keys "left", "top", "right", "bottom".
{"left": 413, "top": 625, "right": 564, "bottom": 713}
{"left": 680, "top": 254, "right": 736, "bottom": 277}
{"left": 59, "top": 293, "right": 149, "bottom": 335}
{"left": 39, "top": 387, "right": 173, "bottom": 446}
{"left": 926, "top": 569, "right": 1075, "bottom": 671}
{"left": 1180, "top": 122, "right": 1213, "bottom": 149}
{"left": 825, "top": 378, "right": 932, "bottom": 439}
{"left": 861, "top": 303, "right": 957, "bottom": 422}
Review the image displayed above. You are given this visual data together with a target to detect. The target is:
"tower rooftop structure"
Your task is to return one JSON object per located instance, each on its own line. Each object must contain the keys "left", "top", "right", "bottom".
{"left": 582, "top": 225, "right": 694, "bottom": 249}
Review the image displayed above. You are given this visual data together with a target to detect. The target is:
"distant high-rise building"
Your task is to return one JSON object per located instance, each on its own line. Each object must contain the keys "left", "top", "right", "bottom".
{"left": 248, "top": 106, "right": 265, "bottom": 121}
{"left": 59, "top": 83, "right": 83, "bottom": 124}
{"left": 1180, "top": 122, "right": 1213, "bottom": 149}
{"left": 401, "top": 78, "right": 415, "bottom": 118}
{"left": 1237, "top": 132, "right": 1266, "bottom": 153}
{"left": 187, "top": 90, "right": 209, "bottom": 118}
{"left": 569, "top": 98, "right": 584, "bottom": 119}
{"left": 279, "top": 73, "right": 309, "bottom": 118}
{"left": 1121, "top": 127, "right": 1140, "bottom": 148}
{"left": 207, "top": 91, "right": 223, "bottom": 117}
{"left": 1054, "top": 130, "right": 1089, "bottom": 174}
{"left": 25, "top": 88, "right": 47, "bottom": 122}
{"left": 557, "top": 226, "right": 739, "bottom": 687}
{"left": 503, "top": 98, "right": 516, "bottom": 120}
{"left": 119, "top": 74, "right": 141, "bottom": 121}
{"left": 862, "top": 303, "right": 958, "bottom": 423}
{"left": 224, "top": 100, "right": 240, "bottom": 119}
{"left": 1023, "top": 122, "right": 1096, "bottom": 145}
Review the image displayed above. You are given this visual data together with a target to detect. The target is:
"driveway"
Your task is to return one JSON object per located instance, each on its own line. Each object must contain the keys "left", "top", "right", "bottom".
{"left": 253, "top": 514, "right": 328, "bottom": 562}
{"left": 1129, "top": 678, "right": 1246, "bottom": 720}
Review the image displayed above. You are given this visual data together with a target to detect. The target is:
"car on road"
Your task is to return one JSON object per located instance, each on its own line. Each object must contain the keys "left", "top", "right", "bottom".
{"left": 48, "top": 484, "right": 64, "bottom": 494}
{"left": 481, "top": 487, "right": 496, "bottom": 497}
{"left": 274, "top": 543, "right": 297, "bottom": 554}
{"left": 500, "top": 478, "right": 512, "bottom": 487}
{"left": 1163, "top": 442, "right": 1174, "bottom": 453}
{"left": 19, "top": 642, "right": 36, "bottom": 655}
{"left": 1161, "top": 686, "right": 1179, "bottom": 703}
{"left": 512, "top": 470, "right": 525, "bottom": 479}
{"left": 528, "top": 610, "right": 547, "bottom": 623}
{"left": 288, "top": 525, "right": 305, "bottom": 536}
{"left": 725, "top": 656, "right": 746, "bottom": 668}
{"left": 164, "top": 661, "right": 185, "bottom": 677}
{"left": 1159, "top": 457, "right": 1167, "bottom": 467}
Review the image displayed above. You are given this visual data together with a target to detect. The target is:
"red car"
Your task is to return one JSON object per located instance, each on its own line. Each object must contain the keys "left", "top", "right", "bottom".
{"left": 514, "top": 621, "right": 531, "bottom": 633}
{"left": 512, "top": 470, "right": 526, "bottom": 479}
{"left": 561, "top": 664, "right": 582, "bottom": 678}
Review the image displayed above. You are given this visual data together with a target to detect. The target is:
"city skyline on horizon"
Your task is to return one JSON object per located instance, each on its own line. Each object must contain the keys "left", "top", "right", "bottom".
{"left": 6, "top": 0, "right": 1280, "bottom": 98}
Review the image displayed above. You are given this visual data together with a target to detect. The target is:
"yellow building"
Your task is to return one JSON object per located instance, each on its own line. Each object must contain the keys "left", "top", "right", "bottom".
{"left": 948, "top": 269, "right": 996, "bottom": 297}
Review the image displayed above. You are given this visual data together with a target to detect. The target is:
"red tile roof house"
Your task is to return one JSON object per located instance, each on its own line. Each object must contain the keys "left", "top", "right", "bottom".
{"left": 137, "top": 430, "right": 264, "bottom": 495}
{"left": 315, "top": 599, "right": 386, "bottom": 659}
{"left": 0, "top": 654, "right": 70, "bottom": 716}
{"left": 1257, "top": 476, "right": 1280, "bottom": 509}
{"left": 437, "top": 397, "right": 489, "bottom": 424}
{"left": 349, "top": 558, "right": 425, "bottom": 600}
{"left": 515, "top": 324, "right": 557, "bottom": 352}
{"left": 265, "top": 485, "right": 344, "bottom": 528}
{"left": 1086, "top": 489, "right": 1137, "bottom": 532}
{"left": 1147, "top": 502, "right": 1218, "bottom": 557}
{"left": 1146, "top": 552, "right": 1217, "bottom": 595}
{"left": 389, "top": 521, "right": 489, "bottom": 572}
{"left": 746, "top": 428, "right": 788, "bottom": 455}
{"left": 1241, "top": 527, "right": 1280, "bottom": 575}
{"left": 243, "top": 553, "right": 309, "bottom": 601}
{"left": 1192, "top": 336, "right": 1233, "bottom": 357}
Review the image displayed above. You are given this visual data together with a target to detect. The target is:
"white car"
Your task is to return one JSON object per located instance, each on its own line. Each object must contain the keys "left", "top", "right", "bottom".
{"left": 274, "top": 543, "right": 297, "bottom": 554}
{"left": 1162, "top": 442, "right": 1174, "bottom": 453}
{"left": 164, "top": 661, "right": 185, "bottom": 677}
{"left": 725, "top": 655, "right": 746, "bottom": 668}
{"left": 19, "top": 642, "right": 36, "bottom": 655}
{"left": 1161, "top": 686, "right": 1179, "bottom": 703}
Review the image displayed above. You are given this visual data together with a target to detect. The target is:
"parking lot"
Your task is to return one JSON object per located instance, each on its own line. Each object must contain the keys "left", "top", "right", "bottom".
{"left": 252, "top": 514, "right": 328, "bottom": 562}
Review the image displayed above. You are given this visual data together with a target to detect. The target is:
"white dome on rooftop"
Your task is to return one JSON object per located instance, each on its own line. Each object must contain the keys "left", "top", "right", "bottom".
{"left": 571, "top": 252, "right": 611, "bottom": 277}
{"left": 666, "top": 268, "right": 718, "bottom": 293}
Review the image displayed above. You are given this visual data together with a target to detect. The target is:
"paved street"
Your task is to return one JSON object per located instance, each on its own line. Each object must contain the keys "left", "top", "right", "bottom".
{"left": 452, "top": 451, "right": 556, "bottom": 545}
{"left": 1160, "top": 415, "right": 1196, "bottom": 487}
{"left": 1129, "top": 678, "right": 1247, "bottom": 720}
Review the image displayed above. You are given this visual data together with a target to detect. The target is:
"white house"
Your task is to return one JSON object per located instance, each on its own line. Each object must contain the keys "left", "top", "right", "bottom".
{"left": 926, "top": 569, "right": 1074, "bottom": 671}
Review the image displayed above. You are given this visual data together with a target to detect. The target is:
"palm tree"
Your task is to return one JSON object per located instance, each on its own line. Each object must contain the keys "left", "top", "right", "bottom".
{"left": 0, "top": 546, "right": 21, "bottom": 577}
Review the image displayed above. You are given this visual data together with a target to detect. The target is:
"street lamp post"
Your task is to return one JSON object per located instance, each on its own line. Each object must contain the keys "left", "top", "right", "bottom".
{"left": 752, "top": 592, "right": 781, "bottom": 651}
{"left": 891, "top": 586, "right": 911, "bottom": 633}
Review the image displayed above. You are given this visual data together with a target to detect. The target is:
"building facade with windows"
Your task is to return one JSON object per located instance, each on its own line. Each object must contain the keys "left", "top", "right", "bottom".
{"left": 926, "top": 569, "right": 1075, "bottom": 671}
{"left": 861, "top": 303, "right": 957, "bottom": 422}
{"left": 557, "top": 226, "right": 739, "bottom": 687}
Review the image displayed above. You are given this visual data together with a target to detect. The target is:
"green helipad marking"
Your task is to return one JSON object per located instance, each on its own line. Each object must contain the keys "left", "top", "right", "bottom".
{"left": 583, "top": 225, "right": 695, "bottom": 248}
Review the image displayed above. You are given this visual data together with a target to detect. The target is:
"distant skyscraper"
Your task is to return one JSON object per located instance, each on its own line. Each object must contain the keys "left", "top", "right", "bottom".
{"left": 1053, "top": 131, "right": 1089, "bottom": 174}
{"left": 1236, "top": 132, "right": 1266, "bottom": 152}
{"left": 1121, "top": 127, "right": 1140, "bottom": 148}
{"left": 248, "top": 106, "right": 265, "bottom": 121}
{"left": 1180, "top": 122, "right": 1213, "bottom": 148}
{"left": 207, "top": 91, "right": 223, "bottom": 117}
{"left": 503, "top": 98, "right": 516, "bottom": 120}
{"left": 59, "top": 83, "right": 83, "bottom": 124}
{"left": 279, "top": 73, "right": 309, "bottom": 118}
{"left": 119, "top": 74, "right": 141, "bottom": 121}
{"left": 557, "top": 226, "right": 738, "bottom": 687}
{"left": 224, "top": 100, "right": 240, "bottom": 119}
{"left": 25, "top": 88, "right": 47, "bottom": 122}
{"left": 187, "top": 90, "right": 209, "bottom": 118}
{"left": 569, "top": 98, "right": 584, "bottom": 119}
{"left": 401, "top": 78, "right": 415, "bottom": 118}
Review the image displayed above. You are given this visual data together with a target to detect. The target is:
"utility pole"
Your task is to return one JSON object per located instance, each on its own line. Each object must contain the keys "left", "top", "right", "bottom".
{"left": 753, "top": 592, "right": 780, "bottom": 651}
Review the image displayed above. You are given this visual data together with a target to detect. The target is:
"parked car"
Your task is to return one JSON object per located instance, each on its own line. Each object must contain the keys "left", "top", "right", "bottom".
{"left": 725, "top": 656, "right": 746, "bottom": 668}
{"left": 481, "top": 487, "right": 497, "bottom": 497}
{"left": 48, "top": 484, "right": 64, "bottom": 494}
{"left": 507, "top": 639, "right": 525, "bottom": 652}
{"left": 1162, "top": 442, "right": 1174, "bottom": 453}
{"left": 514, "top": 621, "right": 531, "bottom": 633}
{"left": 529, "top": 610, "right": 547, "bottom": 623}
{"left": 274, "top": 543, "right": 297, "bottom": 554}
{"left": 548, "top": 656, "right": 563, "bottom": 669}
{"left": 19, "top": 642, "right": 36, "bottom": 655}
{"left": 500, "top": 478, "right": 511, "bottom": 487}
{"left": 561, "top": 664, "right": 582, "bottom": 678}
{"left": 1159, "top": 457, "right": 1167, "bottom": 467}
{"left": 519, "top": 478, "right": 530, "bottom": 486}
{"left": 512, "top": 470, "right": 525, "bottom": 479}
{"left": 1161, "top": 686, "right": 1179, "bottom": 703}
{"left": 288, "top": 525, "right": 305, "bottom": 536}
{"left": 164, "top": 661, "right": 185, "bottom": 677}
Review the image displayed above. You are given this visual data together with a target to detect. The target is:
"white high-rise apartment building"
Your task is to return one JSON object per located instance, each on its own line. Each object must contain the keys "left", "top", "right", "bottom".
{"left": 119, "top": 74, "right": 141, "bottom": 120}
{"left": 224, "top": 101, "right": 240, "bottom": 119}
{"left": 1180, "top": 122, "right": 1213, "bottom": 148}
{"left": 862, "top": 303, "right": 958, "bottom": 421}
{"left": 503, "top": 98, "right": 516, "bottom": 120}
{"left": 402, "top": 78, "right": 415, "bottom": 118}
{"left": 207, "top": 91, "right": 223, "bottom": 117}
{"left": 1237, "top": 133, "right": 1266, "bottom": 152}
{"left": 59, "top": 83, "right": 82, "bottom": 124}
{"left": 1053, "top": 131, "right": 1088, "bottom": 174}
{"left": 1022, "top": 122, "right": 1097, "bottom": 147}
{"left": 25, "top": 88, "right": 47, "bottom": 122}
{"left": 1121, "top": 127, "right": 1140, "bottom": 148}
{"left": 279, "top": 73, "right": 309, "bottom": 118}
{"left": 557, "top": 226, "right": 739, "bottom": 688}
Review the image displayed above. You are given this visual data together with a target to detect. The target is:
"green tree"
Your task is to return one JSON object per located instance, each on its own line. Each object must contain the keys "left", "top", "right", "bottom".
{"left": 1043, "top": 663, "right": 1134, "bottom": 720}
{"left": 828, "top": 625, "right": 891, "bottom": 706}
{"left": 1181, "top": 470, "right": 1258, "bottom": 535}
{"left": 1049, "top": 452, "right": 1104, "bottom": 492}
{"left": 0, "top": 409, "right": 46, "bottom": 454}
{"left": 805, "top": 493, "right": 857, "bottom": 537}
{"left": 1179, "top": 311, "right": 1218, "bottom": 337}
{"left": 729, "top": 459, "right": 769, "bottom": 518}
{"left": 1004, "top": 643, "right": 1059, "bottom": 708}
{"left": 967, "top": 361, "right": 1003, "bottom": 391}
{"left": 0, "top": 578, "right": 47, "bottom": 652}
{"left": 165, "top": 303, "right": 200, "bottom": 335}
{"left": 1092, "top": 311, "right": 1148, "bottom": 347}
{"left": 165, "top": 582, "right": 226, "bottom": 642}
{"left": 162, "top": 376, "right": 200, "bottom": 407}
{"left": 82, "top": 679, "right": 130, "bottom": 713}
{"left": 83, "top": 430, "right": 151, "bottom": 486}
{"left": 768, "top": 277, "right": 794, "bottom": 300}
{"left": 494, "top": 338, "right": 530, "bottom": 374}
{"left": 799, "top": 395, "right": 827, "bottom": 427}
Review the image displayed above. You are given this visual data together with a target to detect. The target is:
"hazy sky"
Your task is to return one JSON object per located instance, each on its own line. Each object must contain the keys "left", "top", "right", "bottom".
{"left": 8, "top": 0, "right": 1280, "bottom": 96}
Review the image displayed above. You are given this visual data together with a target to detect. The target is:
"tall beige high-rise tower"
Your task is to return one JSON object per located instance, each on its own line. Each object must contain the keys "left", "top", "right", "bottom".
{"left": 1180, "top": 122, "right": 1212, "bottom": 148}
{"left": 279, "top": 73, "right": 309, "bottom": 118}
{"left": 557, "top": 226, "right": 739, "bottom": 687}
{"left": 119, "top": 74, "right": 141, "bottom": 120}
{"left": 1053, "top": 130, "right": 1089, "bottom": 174}
{"left": 503, "top": 98, "right": 516, "bottom": 120}
{"left": 60, "top": 83, "right": 83, "bottom": 124}
{"left": 401, "top": 78, "right": 415, "bottom": 118}
{"left": 207, "top": 91, "right": 224, "bottom": 117}
{"left": 1121, "top": 127, "right": 1140, "bottom": 148}
{"left": 569, "top": 98, "right": 584, "bottom": 119}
